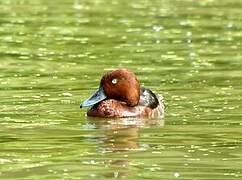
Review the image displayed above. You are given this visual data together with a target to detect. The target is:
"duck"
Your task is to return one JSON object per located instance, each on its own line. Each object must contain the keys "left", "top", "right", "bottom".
{"left": 80, "top": 68, "right": 164, "bottom": 118}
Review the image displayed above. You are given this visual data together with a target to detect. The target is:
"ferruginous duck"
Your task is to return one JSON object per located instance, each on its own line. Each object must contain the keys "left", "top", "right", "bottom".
{"left": 80, "top": 68, "right": 164, "bottom": 118}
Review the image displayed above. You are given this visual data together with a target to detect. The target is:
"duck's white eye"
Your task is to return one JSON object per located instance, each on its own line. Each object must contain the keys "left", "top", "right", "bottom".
{"left": 111, "top": 78, "right": 118, "bottom": 85}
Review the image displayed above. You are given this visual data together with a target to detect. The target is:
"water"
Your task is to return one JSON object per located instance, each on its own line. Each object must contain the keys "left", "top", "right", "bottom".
{"left": 1, "top": 0, "right": 242, "bottom": 179}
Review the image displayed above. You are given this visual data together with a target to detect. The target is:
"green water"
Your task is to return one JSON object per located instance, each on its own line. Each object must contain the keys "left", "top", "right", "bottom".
{"left": 1, "top": 0, "right": 242, "bottom": 179}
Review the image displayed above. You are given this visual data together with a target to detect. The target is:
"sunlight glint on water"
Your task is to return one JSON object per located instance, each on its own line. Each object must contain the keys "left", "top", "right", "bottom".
{"left": 0, "top": 0, "right": 242, "bottom": 179}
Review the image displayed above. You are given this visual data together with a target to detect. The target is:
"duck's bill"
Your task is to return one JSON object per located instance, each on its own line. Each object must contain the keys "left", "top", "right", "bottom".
{"left": 80, "top": 86, "right": 107, "bottom": 108}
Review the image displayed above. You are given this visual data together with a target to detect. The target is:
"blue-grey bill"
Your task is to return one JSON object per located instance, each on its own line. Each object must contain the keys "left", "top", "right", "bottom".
{"left": 80, "top": 86, "right": 107, "bottom": 108}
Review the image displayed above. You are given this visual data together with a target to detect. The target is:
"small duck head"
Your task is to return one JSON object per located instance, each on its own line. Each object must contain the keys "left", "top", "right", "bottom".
{"left": 80, "top": 68, "right": 140, "bottom": 108}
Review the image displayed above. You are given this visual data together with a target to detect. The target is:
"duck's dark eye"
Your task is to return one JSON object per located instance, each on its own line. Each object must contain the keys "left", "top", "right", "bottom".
{"left": 111, "top": 78, "right": 118, "bottom": 85}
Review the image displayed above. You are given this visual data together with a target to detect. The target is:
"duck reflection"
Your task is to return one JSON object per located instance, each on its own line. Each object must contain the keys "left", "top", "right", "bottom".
{"left": 88, "top": 117, "right": 164, "bottom": 152}
{"left": 85, "top": 117, "right": 164, "bottom": 178}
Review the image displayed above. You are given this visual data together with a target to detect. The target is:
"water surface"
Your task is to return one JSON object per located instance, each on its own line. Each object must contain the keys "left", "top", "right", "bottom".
{"left": 0, "top": 0, "right": 242, "bottom": 179}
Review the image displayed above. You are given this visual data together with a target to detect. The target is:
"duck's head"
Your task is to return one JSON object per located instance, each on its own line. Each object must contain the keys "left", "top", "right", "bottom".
{"left": 80, "top": 68, "right": 140, "bottom": 108}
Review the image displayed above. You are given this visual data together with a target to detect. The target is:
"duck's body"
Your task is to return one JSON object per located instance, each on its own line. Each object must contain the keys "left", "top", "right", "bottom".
{"left": 80, "top": 69, "right": 164, "bottom": 118}
{"left": 87, "top": 88, "right": 164, "bottom": 118}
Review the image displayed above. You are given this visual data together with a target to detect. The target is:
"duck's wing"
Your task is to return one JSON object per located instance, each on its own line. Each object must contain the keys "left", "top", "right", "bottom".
{"left": 139, "top": 87, "right": 160, "bottom": 109}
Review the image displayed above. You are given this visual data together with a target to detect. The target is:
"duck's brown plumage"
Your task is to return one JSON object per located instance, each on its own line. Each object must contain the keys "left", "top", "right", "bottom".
{"left": 81, "top": 68, "right": 165, "bottom": 118}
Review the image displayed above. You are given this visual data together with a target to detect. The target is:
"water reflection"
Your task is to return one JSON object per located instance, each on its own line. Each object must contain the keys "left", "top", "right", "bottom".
{"left": 85, "top": 117, "right": 164, "bottom": 178}
{"left": 88, "top": 117, "right": 164, "bottom": 129}
{"left": 87, "top": 117, "right": 164, "bottom": 152}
